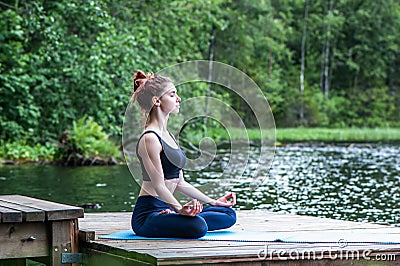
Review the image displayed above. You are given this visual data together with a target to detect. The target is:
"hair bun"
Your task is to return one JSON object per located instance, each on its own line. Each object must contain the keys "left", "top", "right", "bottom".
{"left": 133, "top": 70, "right": 154, "bottom": 91}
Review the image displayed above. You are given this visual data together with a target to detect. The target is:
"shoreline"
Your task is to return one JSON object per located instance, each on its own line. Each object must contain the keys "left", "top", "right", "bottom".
{"left": 200, "top": 127, "right": 400, "bottom": 145}
{"left": 2, "top": 127, "right": 400, "bottom": 165}
{"left": 275, "top": 127, "right": 400, "bottom": 143}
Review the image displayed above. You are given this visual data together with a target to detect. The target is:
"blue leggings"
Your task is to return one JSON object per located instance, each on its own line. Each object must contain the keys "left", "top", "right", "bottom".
{"left": 131, "top": 195, "right": 236, "bottom": 238}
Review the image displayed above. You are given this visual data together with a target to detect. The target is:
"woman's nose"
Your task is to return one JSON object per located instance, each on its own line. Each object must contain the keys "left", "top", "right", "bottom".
{"left": 177, "top": 95, "right": 181, "bottom": 102}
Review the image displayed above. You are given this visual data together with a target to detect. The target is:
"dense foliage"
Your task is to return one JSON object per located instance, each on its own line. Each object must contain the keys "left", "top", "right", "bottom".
{"left": 1, "top": 0, "right": 399, "bottom": 145}
{"left": 56, "top": 116, "right": 121, "bottom": 165}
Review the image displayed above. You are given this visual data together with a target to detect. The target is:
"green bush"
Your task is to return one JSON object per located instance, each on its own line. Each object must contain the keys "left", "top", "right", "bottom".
{"left": 54, "top": 116, "right": 122, "bottom": 165}
{"left": 67, "top": 116, "right": 121, "bottom": 159}
{"left": 0, "top": 141, "right": 56, "bottom": 163}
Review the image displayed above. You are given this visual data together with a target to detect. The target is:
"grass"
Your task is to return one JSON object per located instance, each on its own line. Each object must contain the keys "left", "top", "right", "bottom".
{"left": 276, "top": 127, "right": 400, "bottom": 142}
{"left": 207, "top": 127, "right": 400, "bottom": 143}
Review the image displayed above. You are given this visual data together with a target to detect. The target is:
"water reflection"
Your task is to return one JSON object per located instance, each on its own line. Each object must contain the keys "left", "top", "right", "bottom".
{"left": 0, "top": 165, "right": 139, "bottom": 212}
{"left": 0, "top": 143, "right": 399, "bottom": 225}
{"left": 207, "top": 143, "right": 399, "bottom": 226}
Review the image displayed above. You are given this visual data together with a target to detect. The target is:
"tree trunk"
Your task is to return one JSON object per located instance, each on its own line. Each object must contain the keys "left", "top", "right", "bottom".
{"left": 205, "top": 28, "right": 215, "bottom": 126}
{"left": 323, "top": 0, "right": 334, "bottom": 99}
{"left": 329, "top": 33, "right": 339, "bottom": 94}
{"left": 268, "top": 42, "right": 273, "bottom": 80}
{"left": 323, "top": 23, "right": 331, "bottom": 99}
{"left": 300, "top": 0, "right": 310, "bottom": 124}
{"left": 320, "top": 42, "right": 325, "bottom": 93}
{"left": 320, "top": 0, "right": 328, "bottom": 94}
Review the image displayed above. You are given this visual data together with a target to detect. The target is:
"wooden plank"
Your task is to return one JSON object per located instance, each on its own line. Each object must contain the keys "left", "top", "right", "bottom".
{"left": 71, "top": 218, "right": 80, "bottom": 265}
{"left": 120, "top": 242, "right": 400, "bottom": 258}
{"left": 93, "top": 240, "right": 400, "bottom": 252}
{"left": 96, "top": 240, "right": 400, "bottom": 252}
{"left": 146, "top": 245, "right": 400, "bottom": 258}
{"left": 94, "top": 238, "right": 400, "bottom": 257}
{"left": 79, "top": 229, "right": 95, "bottom": 242}
{"left": 79, "top": 211, "right": 400, "bottom": 232}
{"left": 78, "top": 211, "right": 400, "bottom": 265}
{"left": 0, "top": 195, "right": 83, "bottom": 221}
{"left": 83, "top": 240, "right": 400, "bottom": 265}
{"left": 50, "top": 219, "right": 80, "bottom": 266}
{"left": 0, "top": 199, "right": 45, "bottom": 222}
{"left": 85, "top": 242, "right": 400, "bottom": 263}
{"left": 0, "top": 206, "right": 22, "bottom": 223}
{"left": 79, "top": 211, "right": 399, "bottom": 237}
{"left": 0, "top": 223, "right": 49, "bottom": 259}
{"left": 79, "top": 211, "right": 400, "bottom": 239}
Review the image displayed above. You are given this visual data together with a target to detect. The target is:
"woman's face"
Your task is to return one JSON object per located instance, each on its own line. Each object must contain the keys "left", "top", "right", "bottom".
{"left": 158, "top": 84, "right": 181, "bottom": 115}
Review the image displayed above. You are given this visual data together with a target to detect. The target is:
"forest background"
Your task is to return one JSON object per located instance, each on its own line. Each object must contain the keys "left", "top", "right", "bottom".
{"left": 1, "top": 0, "right": 400, "bottom": 161}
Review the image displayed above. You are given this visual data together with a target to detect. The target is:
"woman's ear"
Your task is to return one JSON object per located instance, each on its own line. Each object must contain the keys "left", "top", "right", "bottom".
{"left": 152, "top": 96, "right": 160, "bottom": 107}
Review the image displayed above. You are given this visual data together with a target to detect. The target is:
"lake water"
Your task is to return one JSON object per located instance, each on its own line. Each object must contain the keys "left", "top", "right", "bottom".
{"left": 1, "top": 142, "right": 399, "bottom": 226}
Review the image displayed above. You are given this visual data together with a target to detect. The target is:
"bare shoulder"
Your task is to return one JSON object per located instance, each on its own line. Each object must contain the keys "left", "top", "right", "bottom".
{"left": 138, "top": 132, "right": 162, "bottom": 157}
{"left": 143, "top": 133, "right": 161, "bottom": 147}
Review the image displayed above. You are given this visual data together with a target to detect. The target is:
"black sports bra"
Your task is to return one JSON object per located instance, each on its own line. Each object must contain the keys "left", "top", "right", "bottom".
{"left": 136, "top": 130, "right": 186, "bottom": 181}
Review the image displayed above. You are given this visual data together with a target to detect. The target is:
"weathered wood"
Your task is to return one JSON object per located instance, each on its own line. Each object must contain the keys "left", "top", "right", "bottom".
{"left": 50, "top": 219, "right": 80, "bottom": 266}
{"left": 0, "top": 222, "right": 49, "bottom": 259}
{"left": 79, "top": 211, "right": 400, "bottom": 265}
{"left": 71, "top": 219, "right": 80, "bottom": 266}
{"left": 0, "top": 195, "right": 83, "bottom": 221}
{"left": 79, "top": 211, "right": 400, "bottom": 237}
{"left": 79, "top": 229, "right": 95, "bottom": 242}
{"left": 83, "top": 241, "right": 399, "bottom": 265}
{"left": 0, "top": 206, "right": 22, "bottom": 223}
{"left": 0, "top": 199, "right": 45, "bottom": 222}
{"left": 0, "top": 195, "right": 84, "bottom": 266}
{"left": 98, "top": 241, "right": 400, "bottom": 253}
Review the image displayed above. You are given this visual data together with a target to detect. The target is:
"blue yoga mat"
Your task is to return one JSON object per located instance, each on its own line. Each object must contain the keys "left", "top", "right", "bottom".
{"left": 99, "top": 229, "right": 400, "bottom": 244}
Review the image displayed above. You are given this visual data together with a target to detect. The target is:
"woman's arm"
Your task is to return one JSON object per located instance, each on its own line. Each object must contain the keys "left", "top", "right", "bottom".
{"left": 176, "top": 170, "right": 236, "bottom": 207}
{"left": 175, "top": 170, "right": 216, "bottom": 205}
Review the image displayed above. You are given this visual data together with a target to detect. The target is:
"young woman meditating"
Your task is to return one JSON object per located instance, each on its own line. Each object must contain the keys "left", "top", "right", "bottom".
{"left": 130, "top": 70, "right": 236, "bottom": 238}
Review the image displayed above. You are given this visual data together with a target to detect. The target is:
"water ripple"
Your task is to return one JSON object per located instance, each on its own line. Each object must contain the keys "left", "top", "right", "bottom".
{"left": 189, "top": 143, "right": 400, "bottom": 226}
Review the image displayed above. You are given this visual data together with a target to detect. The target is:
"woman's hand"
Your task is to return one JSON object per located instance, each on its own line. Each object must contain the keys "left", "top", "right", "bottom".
{"left": 158, "top": 209, "right": 174, "bottom": 215}
{"left": 211, "top": 192, "right": 236, "bottom": 207}
{"left": 178, "top": 199, "right": 203, "bottom": 216}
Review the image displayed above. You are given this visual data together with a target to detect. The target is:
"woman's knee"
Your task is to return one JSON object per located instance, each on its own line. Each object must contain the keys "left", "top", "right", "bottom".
{"left": 214, "top": 206, "right": 237, "bottom": 226}
{"left": 187, "top": 216, "right": 208, "bottom": 238}
{"left": 225, "top": 207, "right": 236, "bottom": 217}
{"left": 225, "top": 208, "right": 237, "bottom": 227}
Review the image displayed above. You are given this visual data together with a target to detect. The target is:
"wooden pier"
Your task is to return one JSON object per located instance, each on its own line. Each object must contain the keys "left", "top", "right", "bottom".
{"left": 79, "top": 210, "right": 400, "bottom": 265}
{"left": 0, "top": 195, "right": 83, "bottom": 266}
